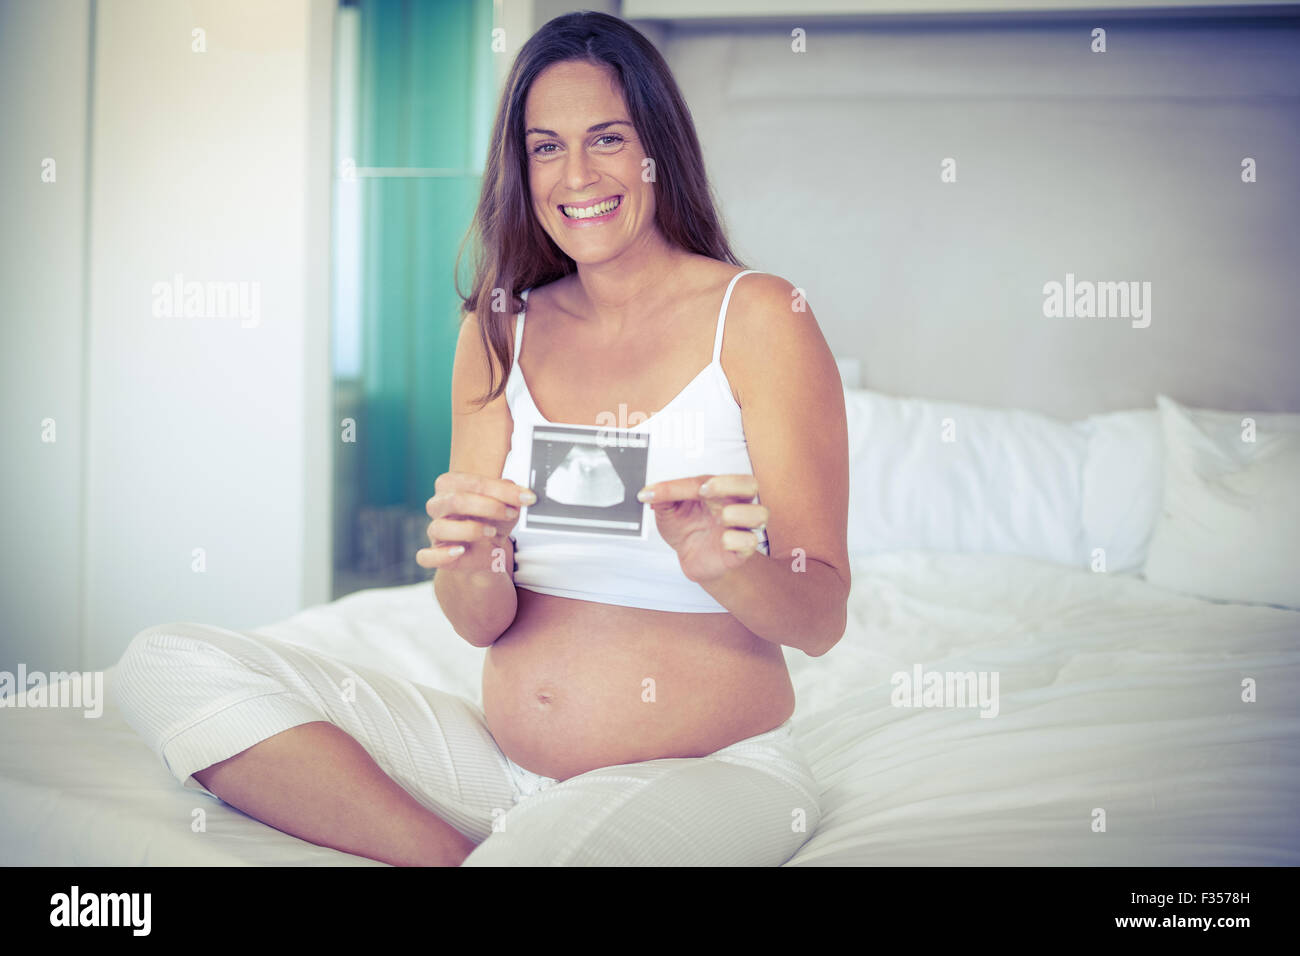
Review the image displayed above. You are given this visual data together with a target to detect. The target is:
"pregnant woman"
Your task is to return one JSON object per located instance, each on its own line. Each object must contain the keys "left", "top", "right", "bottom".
{"left": 113, "top": 10, "right": 849, "bottom": 866}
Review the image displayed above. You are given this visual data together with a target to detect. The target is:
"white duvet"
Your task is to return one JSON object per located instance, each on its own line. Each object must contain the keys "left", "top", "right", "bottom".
{"left": 2, "top": 551, "right": 1297, "bottom": 866}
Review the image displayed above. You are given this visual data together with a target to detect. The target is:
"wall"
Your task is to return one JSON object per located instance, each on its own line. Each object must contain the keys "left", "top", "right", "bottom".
{"left": 0, "top": 0, "right": 93, "bottom": 675}
{"left": 1, "top": 0, "right": 335, "bottom": 673}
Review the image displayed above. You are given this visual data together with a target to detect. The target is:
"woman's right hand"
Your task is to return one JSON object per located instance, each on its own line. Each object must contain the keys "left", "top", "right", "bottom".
{"left": 416, "top": 472, "right": 536, "bottom": 571}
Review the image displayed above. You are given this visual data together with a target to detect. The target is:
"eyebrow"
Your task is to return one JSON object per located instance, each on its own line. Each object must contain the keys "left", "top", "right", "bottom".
{"left": 524, "top": 120, "right": 632, "bottom": 137}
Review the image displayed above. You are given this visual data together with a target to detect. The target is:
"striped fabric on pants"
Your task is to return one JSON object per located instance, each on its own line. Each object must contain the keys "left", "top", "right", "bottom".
{"left": 111, "top": 623, "right": 822, "bottom": 866}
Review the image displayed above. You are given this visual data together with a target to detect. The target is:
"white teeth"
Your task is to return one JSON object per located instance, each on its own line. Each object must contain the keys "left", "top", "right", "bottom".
{"left": 562, "top": 197, "right": 620, "bottom": 219}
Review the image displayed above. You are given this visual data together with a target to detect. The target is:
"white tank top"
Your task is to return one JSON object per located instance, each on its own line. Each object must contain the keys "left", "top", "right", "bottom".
{"left": 501, "top": 268, "right": 770, "bottom": 613}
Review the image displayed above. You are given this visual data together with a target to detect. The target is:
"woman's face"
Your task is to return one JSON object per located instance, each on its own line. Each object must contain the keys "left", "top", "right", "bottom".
{"left": 524, "top": 60, "right": 656, "bottom": 265}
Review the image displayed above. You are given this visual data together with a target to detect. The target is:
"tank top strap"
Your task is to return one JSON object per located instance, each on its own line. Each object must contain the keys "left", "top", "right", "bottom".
{"left": 512, "top": 288, "right": 531, "bottom": 369}
{"left": 712, "top": 270, "right": 763, "bottom": 365}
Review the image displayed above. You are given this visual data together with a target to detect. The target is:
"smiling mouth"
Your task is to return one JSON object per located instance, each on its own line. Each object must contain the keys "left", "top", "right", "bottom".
{"left": 559, "top": 196, "right": 622, "bottom": 219}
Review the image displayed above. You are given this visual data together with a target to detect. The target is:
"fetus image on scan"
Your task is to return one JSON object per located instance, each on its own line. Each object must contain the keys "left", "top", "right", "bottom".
{"left": 545, "top": 444, "right": 625, "bottom": 507}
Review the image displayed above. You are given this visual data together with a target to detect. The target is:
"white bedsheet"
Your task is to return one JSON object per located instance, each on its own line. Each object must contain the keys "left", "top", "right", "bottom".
{"left": 2, "top": 551, "right": 1297, "bottom": 866}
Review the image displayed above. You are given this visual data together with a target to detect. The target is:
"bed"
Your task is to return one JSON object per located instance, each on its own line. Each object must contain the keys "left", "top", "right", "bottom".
{"left": 2, "top": 388, "right": 1297, "bottom": 865}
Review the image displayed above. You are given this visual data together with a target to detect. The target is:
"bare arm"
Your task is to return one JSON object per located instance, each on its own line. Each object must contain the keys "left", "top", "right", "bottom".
{"left": 422, "top": 311, "right": 529, "bottom": 647}
{"left": 685, "top": 275, "right": 851, "bottom": 656}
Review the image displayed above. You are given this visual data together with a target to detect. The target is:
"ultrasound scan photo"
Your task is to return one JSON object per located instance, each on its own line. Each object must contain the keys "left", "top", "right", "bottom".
{"left": 520, "top": 423, "right": 650, "bottom": 538}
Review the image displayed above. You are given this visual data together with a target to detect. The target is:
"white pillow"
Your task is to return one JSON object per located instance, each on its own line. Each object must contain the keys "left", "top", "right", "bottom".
{"left": 1078, "top": 410, "right": 1164, "bottom": 573}
{"left": 843, "top": 388, "right": 1088, "bottom": 566}
{"left": 1143, "top": 394, "right": 1300, "bottom": 610}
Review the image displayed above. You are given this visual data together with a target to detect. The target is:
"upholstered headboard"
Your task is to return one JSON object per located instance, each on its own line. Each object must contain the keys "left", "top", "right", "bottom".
{"left": 667, "top": 17, "right": 1300, "bottom": 419}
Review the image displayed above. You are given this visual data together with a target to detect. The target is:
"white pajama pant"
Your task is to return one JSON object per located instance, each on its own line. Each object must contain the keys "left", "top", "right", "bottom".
{"left": 111, "top": 622, "right": 822, "bottom": 866}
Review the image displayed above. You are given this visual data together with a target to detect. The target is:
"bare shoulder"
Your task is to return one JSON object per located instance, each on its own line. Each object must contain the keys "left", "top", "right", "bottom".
{"left": 721, "top": 269, "right": 832, "bottom": 405}
{"left": 723, "top": 268, "right": 816, "bottom": 353}
{"left": 730, "top": 269, "right": 801, "bottom": 318}
{"left": 451, "top": 306, "right": 503, "bottom": 412}
{"left": 686, "top": 256, "right": 800, "bottom": 323}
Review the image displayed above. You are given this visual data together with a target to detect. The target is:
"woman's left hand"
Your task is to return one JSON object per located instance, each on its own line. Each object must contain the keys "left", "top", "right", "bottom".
{"left": 638, "top": 474, "right": 768, "bottom": 584}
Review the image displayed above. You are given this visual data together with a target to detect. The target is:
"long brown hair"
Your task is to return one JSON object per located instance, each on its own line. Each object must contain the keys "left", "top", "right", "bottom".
{"left": 453, "top": 10, "right": 746, "bottom": 409}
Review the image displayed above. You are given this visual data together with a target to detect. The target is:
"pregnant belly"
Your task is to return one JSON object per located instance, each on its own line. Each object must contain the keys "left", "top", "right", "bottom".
{"left": 481, "top": 588, "right": 796, "bottom": 781}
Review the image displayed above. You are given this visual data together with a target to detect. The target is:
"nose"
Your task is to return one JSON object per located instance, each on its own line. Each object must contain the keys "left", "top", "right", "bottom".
{"left": 564, "top": 149, "right": 597, "bottom": 192}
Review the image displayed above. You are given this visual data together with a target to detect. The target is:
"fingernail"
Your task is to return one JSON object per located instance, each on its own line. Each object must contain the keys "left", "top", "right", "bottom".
{"left": 699, "top": 481, "right": 711, "bottom": 495}
{"left": 637, "top": 488, "right": 654, "bottom": 502}
{"left": 448, "top": 546, "right": 466, "bottom": 556}
{"left": 520, "top": 490, "right": 537, "bottom": 505}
